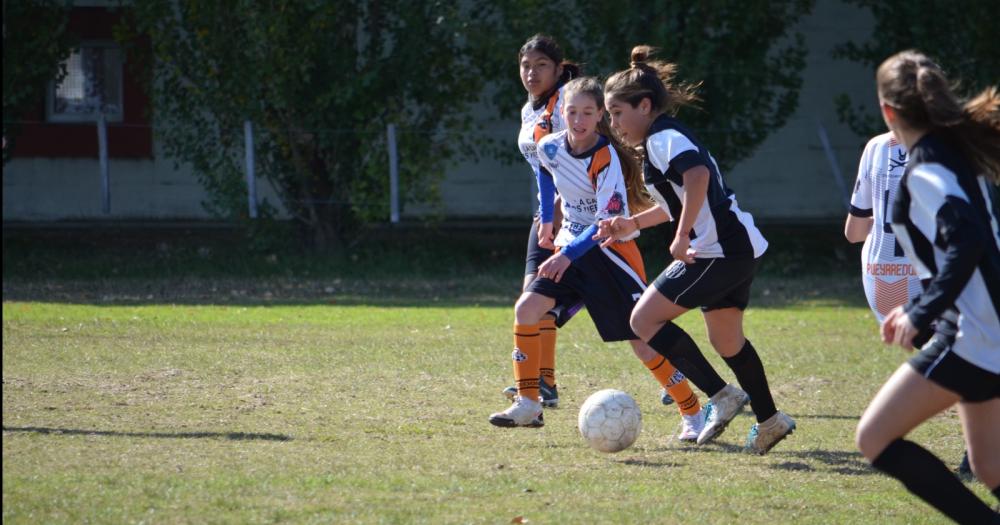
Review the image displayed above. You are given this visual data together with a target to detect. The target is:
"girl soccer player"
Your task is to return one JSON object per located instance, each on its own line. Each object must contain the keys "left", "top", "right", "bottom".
{"left": 595, "top": 46, "right": 795, "bottom": 454}
{"left": 507, "top": 34, "right": 581, "bottom": 408}
{"left": 844, "top": 132, "right": 922, "bottom": 322}
{"left": 854, "top": 50, "right": 1000, "bottom": 523}
{"left": 490, "top": 76, "right": 707, "bottom": 441}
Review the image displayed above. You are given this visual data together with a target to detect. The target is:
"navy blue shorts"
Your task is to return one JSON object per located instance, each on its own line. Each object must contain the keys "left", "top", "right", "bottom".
{"left": 652, "top": 257, "right": 759, "bottom": 311}
{"left": 528, "top": 242, "right": 646, "bottom": 342}
{"left": 524, "top": 216, "right": 583, "bottom": 327}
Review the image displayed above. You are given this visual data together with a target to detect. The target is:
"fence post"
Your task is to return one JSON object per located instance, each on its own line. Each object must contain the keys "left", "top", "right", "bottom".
{"left": 387, "top": 123, "right": 399, "bottom": 224}
{"left": 816, "top": 120, "right": 850, "bottom": 211}
{"left": 97, "top": 112, "right": 110, "bottom": 214}
{"left": 244, "top": 120, "right": 258, "bottom": 219}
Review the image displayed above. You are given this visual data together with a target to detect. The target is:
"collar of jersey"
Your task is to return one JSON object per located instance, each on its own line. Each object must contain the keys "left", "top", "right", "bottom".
{"left": 564, "top": 133, "right": 609, "bottom": 159}
{"left": 644, "top": 114, "right": 676, "bottom": 150}
{"left": 530, "top": 80, "right": 565, "bottom": 111}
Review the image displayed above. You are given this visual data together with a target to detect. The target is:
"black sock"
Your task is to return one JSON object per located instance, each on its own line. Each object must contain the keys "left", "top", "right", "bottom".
{"left": 872, "top": 439, "right": 999, "bottom": 524}
{"left": 647, "top": 322, "right": 726, "bottom": 397}
{"left": 722, "top": 339, "right": 776, "bottom": 423}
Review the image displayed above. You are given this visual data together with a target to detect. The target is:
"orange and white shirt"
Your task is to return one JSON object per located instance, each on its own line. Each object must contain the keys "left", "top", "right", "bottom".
{"left": 849, "top": 132, "right": 921, "bottom": 322}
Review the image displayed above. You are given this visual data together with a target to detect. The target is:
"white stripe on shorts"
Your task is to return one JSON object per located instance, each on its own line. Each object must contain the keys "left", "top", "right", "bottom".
{"left": 923, "top": 341, "right": 951, "bottom": 379}
{"left": 673, "top": 258, "right": 717, "bottom": 304}
{"left": 600, "top": 246, "right": 647, "bottom": 291}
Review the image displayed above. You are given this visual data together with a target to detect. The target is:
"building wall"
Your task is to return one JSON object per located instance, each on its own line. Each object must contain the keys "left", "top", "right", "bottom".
{"left": 3, "top": 0, "right": 876, "bottom": 223}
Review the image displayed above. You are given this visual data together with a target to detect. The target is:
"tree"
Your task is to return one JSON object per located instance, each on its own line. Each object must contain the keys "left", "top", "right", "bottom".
{"left": 123, "top": 1, "right": 490, "bottom": 250}
{"left": 833, "top": 0, "right": 1000, "bottom": 137}
{"left": 3, "top": 0, "right": 74, "bottom": 164}
{"left": 471, "top": 0, "right": 815, "bottom": 171}
{"left": 124, "top": 1, "right": 813, "bottom": 250}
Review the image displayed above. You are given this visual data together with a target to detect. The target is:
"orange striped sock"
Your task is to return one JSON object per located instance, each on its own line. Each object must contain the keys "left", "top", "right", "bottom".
{"left": 513, "top": 322, "right": 542, "bottom": 402}
{"left": 539, "top": 317, "right": 557, "bottom": 386}
{"left": 643, "top": 355, "right": 701, "bottom": 416}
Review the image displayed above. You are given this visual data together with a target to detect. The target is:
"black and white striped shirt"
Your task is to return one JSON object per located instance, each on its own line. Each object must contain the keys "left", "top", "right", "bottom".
{"left": 891, "top": 130, "right": 1000, "bottom": 373}
{"left": 643, "top": 115, "right": 767, "bottom": 259}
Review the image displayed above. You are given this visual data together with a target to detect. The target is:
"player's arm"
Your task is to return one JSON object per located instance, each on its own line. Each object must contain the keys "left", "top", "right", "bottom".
{"left": 846, "top": 140, "right": 875, "bottom": 243}
{"left": 673, "top": 165, "right": 710, "bottom": 250}
{"left": 844, "top": 212, "right": 873, "bottom": 243}
{"left": 904, "top": 196, "right": 983, "bottom": 332}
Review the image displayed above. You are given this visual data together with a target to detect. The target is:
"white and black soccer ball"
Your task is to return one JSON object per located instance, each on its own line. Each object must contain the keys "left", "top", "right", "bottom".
{"left": 577, "top": 389, "right": 642, "bottom": 453}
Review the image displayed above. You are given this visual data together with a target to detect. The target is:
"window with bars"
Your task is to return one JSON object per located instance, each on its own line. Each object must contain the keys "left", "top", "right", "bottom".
{"left": 47, "top": 42, "right": 124, "bottom": 123}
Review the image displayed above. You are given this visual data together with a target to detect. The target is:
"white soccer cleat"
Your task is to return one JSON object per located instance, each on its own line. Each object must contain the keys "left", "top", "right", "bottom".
{"left": 489, "top": 396, "right": 544, "bottom": 428}
{"left": 677, "top": 407, "right": 706, "bottom": 443}
{"left": 744, "top": 411, "right": 796, "bottom": 455}
{"left": 696, "top": 384, "right": 750, "bottom": 445}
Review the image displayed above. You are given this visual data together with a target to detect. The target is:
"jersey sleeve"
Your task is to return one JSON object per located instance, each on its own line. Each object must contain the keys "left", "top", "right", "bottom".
{"left": 646, "top": 129, "right": 704, "bottom": 175}
{"left": 594, "top": 150, "right": 639, "bottom": 241}
{"left": 903, "top": 166, "right": 984, "bottom": 330}
{"left": 849, "top": 139, "right": 875, "bottom": 217}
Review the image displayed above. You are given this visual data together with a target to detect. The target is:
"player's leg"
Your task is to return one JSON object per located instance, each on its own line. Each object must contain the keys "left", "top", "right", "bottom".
{"left": 958, "top": 398, "right": 1000, "bottom": 502}
{"left": 489, "top": 291, "right": 555, "bottom": 428}
{"left": 630, "top": 339, "right": 705, "bottom": 441}
{"left": 702, "top": 306, "right": 794, "bottom": 454}
{"left": 857, "top": 364, "right": 998, "bottom": 522}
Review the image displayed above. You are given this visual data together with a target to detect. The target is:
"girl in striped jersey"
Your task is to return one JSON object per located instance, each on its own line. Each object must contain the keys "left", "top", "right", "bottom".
{"left": 596, "top": 46, "right": 794, "bottom": 454}
{"left": 854, "top": 50, "right": 1000, "bottom": 524}
{"left": 490, "top": 77, "right": 707, "bottom": 441}
{"left": 506, "top": 34, "right": 581, "bottom": 408}
{"left": 845, "top": 132, "right": 922, "bottom": 322}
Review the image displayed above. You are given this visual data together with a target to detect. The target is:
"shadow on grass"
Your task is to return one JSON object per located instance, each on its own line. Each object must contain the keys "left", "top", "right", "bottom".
{"left": 2, "top": 425, "right": 292, "bottom": 442}
{"left": 770, "top": 449, "right": 875, "bottom": 476}
{"left": 614, "top": 457, "right": 686, "bottom": 468}
{"left": 789, "top": 413, "right": 860, "bottom": 421}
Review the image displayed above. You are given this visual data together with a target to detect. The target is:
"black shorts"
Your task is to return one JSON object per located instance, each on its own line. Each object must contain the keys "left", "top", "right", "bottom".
{"left": 527, "top": 243, "right": 646, "bottom": 342}
{"left": 909, "top": 333, "right": 1000, "bottom": 403}
{"left": 652, "top": 257, "right": 759, "bottom": 311}
{"left": 524, "top": 216, "right": 583, "bottom": 327}
{"left": 525, "top": 216, "right": 554, "bottom": 276}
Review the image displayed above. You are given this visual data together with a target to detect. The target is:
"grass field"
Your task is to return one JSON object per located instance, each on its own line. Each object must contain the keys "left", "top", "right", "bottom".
{"left": 3, "top": 270, "right": 993, "bottom": 524}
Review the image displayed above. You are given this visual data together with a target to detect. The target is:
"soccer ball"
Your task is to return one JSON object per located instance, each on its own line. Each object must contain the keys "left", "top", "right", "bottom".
{"left": 577, "top": 389, "right": 642, "bottom": 453}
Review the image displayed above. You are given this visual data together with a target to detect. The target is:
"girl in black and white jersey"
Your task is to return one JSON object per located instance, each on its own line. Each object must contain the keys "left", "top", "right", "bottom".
{"left": 854, "top": 50, "right": 1000, "bottom": 524}
{"left": 595, "top": 46, "right": 795, "bottom": 455}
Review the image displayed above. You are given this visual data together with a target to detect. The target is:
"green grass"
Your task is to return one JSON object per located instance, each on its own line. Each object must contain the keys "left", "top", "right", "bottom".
{"left": 3, "top": 275, "right": 993, "bottom": 524}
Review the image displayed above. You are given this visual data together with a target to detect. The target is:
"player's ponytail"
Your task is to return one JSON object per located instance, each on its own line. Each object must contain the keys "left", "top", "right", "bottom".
{"left": 605, "top": 45, "right": 701, "bottom": 116}
{"left": 878, "top": 50, "right": 1000, "bottom": 183}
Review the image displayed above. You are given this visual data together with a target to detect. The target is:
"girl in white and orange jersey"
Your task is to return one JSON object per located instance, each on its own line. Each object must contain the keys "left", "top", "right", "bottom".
{"left": 491, "top": 77, "right": 706, "bottom": 442}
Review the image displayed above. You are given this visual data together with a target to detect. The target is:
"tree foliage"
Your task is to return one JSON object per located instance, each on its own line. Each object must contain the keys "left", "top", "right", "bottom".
{"left": 123, "top": 1, "right": 488, "bottom": 250}
{"left": 2, "top": 0, "right": 74, "bottom": 164}
{"left": 122, "top": 1, "right": 814, "bottom": 249}
{"left": 833, "top": 0, "right": 1000, "bottom": 137}
{"left": 472, "top": 0, "right": 815, "bottom": 171}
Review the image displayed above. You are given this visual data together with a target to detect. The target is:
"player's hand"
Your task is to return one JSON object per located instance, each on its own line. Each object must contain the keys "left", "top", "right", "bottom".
{"left": 538, "top": 253, "right": 571, "bottom": 283}
{"left": 881, "top": 306, "right": 918, "bottom": 351}
{"left": 538, "top": 222, "right": 555, "bottom": 250}
{"left": 670, "top": 234, "right": 696, "bottom": 264}
{"left": 594, "top": 217, "right": 636, "bottom": 248}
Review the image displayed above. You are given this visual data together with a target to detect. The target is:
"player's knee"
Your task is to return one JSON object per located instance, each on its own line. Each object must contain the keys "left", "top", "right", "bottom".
{"left": 514, "top": 293, "right": 544, "bottom": 325}
{"left": 855, "top": 418, "right": 888, "bottom": 462}
{"left": 629, "top": 308, "right": 653, "bottom": 341}
{"left": 968, "top": 450, "right": 1000, "bottom": 487}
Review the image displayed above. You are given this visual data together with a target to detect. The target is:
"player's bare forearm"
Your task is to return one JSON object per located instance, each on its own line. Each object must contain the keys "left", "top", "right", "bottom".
{"left": 633, "top": 206, "right": 670, "bottom": 230}
{"left": 676, "top": 166, "right": 710, "bottom": 238}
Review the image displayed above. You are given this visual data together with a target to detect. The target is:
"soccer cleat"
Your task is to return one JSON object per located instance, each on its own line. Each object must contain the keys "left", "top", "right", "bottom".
{"left": 660, "top": 388, "right": 676, "bottom": 406}
{"left": 489, "top": 396, "right": 544, "bottom": 428}
{"left": 677, "top": 407, "right": 706, "bottom": 442}
{"left": 696, "top": 384, "right": 750, "bottom": 445}
{"left": 503, "top": 377, "right": 559, "bottom": 408}
{"left": 744, "top": 411, "right": 796, "bottom": 455}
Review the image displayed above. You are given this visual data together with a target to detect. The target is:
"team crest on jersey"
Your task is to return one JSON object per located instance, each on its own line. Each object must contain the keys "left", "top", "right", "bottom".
{"left": 604, "top": 191, "right": 625, "bottom": 215}
{"left": 543, "top": 142, "right": 559, "bottom": 161}
{"left": 512, "top": 348, "right": 527, "bottom": 362}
